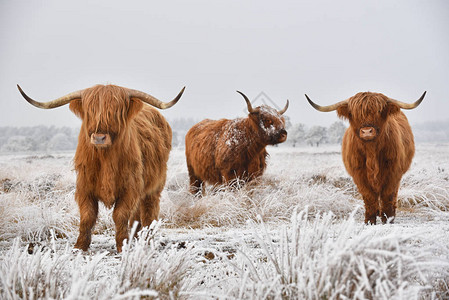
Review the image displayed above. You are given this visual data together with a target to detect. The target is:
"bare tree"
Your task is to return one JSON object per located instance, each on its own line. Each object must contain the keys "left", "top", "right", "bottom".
{"left": 288, "top": 123, "right": 306, "bottom": 147}
{"left": 327, "top": 121, "right": 347, "bottom": 144}
{"left": 305, "top": 126, "right": 328, "bottom": 147}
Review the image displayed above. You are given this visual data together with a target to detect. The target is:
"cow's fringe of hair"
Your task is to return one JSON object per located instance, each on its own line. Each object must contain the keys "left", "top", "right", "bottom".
{"left": 348, "top": 92, "right": 388, "bottom": 121}
{"left": 82, "top": 85, "right": 131, "bottom": 133}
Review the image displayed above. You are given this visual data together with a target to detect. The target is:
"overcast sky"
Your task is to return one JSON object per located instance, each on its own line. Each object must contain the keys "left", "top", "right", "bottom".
{"left": 1, "top": 0, "right": 448, "bottom": 128}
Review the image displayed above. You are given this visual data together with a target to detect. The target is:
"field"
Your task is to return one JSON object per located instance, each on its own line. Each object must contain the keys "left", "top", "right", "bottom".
{"left": 0, "top": 144, "right": 448, "bottom": 299}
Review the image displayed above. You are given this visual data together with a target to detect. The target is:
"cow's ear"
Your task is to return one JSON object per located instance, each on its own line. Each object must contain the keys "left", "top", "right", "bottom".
{"left": 337, "top": 103, "right": 350, "bottom": 120}
{"left": 248, "top": 111, "right": 260, "bottom": 123}
{"left": 382, "top": 102, "right": 400, "bottom": 119}
{"left": 69, "top": 99, "right": 84, "bottom": 119}
{"left": 128, "top": 98, "right": 144, "bottom": 121}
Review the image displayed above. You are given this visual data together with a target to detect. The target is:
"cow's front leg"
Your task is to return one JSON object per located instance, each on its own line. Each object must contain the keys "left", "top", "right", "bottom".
{"left": 113, "top": 197, "right": 133, "bottom": 252}
{"left": 247, "top": 157, "right": 263, "bottom": 181}
{"left": 187, "top": 164, "right": 204, "bottom": 195}
{"left": 140, "top": 189, "right": 161, "bottom": 228}
{"left": 360, "top": 190, "right": 379, "bottom": 225}
{"left": 222, "top": 167, "right": 248, "bottom": 189}
{"left": 129, "top": 203, "right": 142, "bottom": 234}
{"left": 380, "top": 185, "right": 399, "bottom": 224}
{"left": 74, "top": 192, "right": 98, "bottom": 251}
{"left": 352, "top": 173, "right": 379, "bottom": 224}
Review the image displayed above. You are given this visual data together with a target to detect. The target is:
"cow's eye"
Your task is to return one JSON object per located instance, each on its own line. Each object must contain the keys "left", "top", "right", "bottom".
{"left": 265, "top": 119, "right": 273, "bottom": 126}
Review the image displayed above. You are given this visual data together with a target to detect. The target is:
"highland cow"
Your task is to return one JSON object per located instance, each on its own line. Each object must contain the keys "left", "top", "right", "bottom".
{"left": 306, "top": 91, "right": 426, "bottom": 224}
{"left": 185, "top": 91, "right": 288, "bottom": 195}
{"left": 17, "top": 84, "right": 185, "bottom": 251}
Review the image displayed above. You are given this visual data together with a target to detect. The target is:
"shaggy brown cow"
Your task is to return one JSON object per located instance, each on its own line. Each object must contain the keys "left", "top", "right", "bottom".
{"left": 306, "top": 91, "right": 426, "bottom": 224}
{"left": 185, "top": 91, "right": 288, "bottom": 195}
{"left": 17, "top": 84, "right": 185, "bottom": 251}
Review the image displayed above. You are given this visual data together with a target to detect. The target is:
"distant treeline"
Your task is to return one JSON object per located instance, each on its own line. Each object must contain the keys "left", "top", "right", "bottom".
{"left": 170, "top": 118, "right": 348, "bottom": 148}
{"left": 0, "top": 126, "right": 78, "bottom": 152}
{"left": 0, "top": 119, "right": 447, "bottom": 152}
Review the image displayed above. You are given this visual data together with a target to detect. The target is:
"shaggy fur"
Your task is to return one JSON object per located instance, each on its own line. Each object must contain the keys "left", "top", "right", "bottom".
{"left": 336, "top": 92, "right": 415, "bottom": 224}
{"left": 185, "top": 104, "right": 287, "bottom": 195}
{"left": 69, "top": 85, "right": 172, "bottom": 252}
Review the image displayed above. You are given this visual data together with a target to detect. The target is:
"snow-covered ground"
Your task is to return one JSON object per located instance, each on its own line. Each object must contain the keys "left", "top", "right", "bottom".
{"left": 0, "top": 144, "right": 448, "bottom": 299}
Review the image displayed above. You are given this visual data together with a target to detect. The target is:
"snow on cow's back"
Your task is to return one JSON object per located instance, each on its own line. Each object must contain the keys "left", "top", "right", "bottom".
{"left": 222, "top": 118, "right": 248, "bottom": 148}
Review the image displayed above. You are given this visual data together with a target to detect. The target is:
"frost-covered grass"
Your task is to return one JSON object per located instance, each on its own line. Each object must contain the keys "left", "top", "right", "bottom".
{"left": 0, "top": 144, "right": 449, "bottom": 299}
{"left": 227, "top": 209, "right": 449, "bottom": 299}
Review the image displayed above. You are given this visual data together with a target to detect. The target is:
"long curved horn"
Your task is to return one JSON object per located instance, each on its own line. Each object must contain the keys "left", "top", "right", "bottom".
{"left": 305, "top": 94, "right": 348, "bottom": 112}
{"left": 128, "top": 86, "right": 185, "bottom": 109}
{"left": 278, "top": 100, "right": 289, "bottom": 115}
{"left": 388, "top": 91, "right": 426, "bottom": 110}
{"left": 236, "top": 91, "right": 259, "bottom": 113}
{"left": 17, "top": 85, "right": 83, "bottom": 109}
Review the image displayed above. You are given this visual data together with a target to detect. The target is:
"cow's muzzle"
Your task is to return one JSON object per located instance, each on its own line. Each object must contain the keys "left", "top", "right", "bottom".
{"left": 270, "top": 129, "right": 287, "bottom": 144}
{"left": 358, "top": 125, "right": 378, "bottom": 141}
{"left": 90, "top": 133, "right": 112, "bottom": 147}
{"left": 278, "top": 129, "right": 287, "bottom": 143}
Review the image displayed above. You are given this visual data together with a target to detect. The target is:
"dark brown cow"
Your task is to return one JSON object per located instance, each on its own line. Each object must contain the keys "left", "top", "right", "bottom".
{"left": 18, "top": 84, "right": 185, "bottom": 251}
{"left": 306, "top": 91, "right": 426, "bottom": 224}
{"left": 185, "top": 91, "right": 288, "bottom": 195}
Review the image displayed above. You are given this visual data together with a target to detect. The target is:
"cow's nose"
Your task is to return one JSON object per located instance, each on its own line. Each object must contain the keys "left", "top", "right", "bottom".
{"left": 279, "top": 129, "right": 287, "bottom": 141}
{"left": 91, "top": 133, "right": 107, "bottom": 145}
{"left": 359, "top": 127, "right": 376, "bottom": 140}
{"left": 95, "top": 134, "right": 106, "bottom": 142}
{"left": 361, "top": 128, "right": 373, "bottom": 134}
